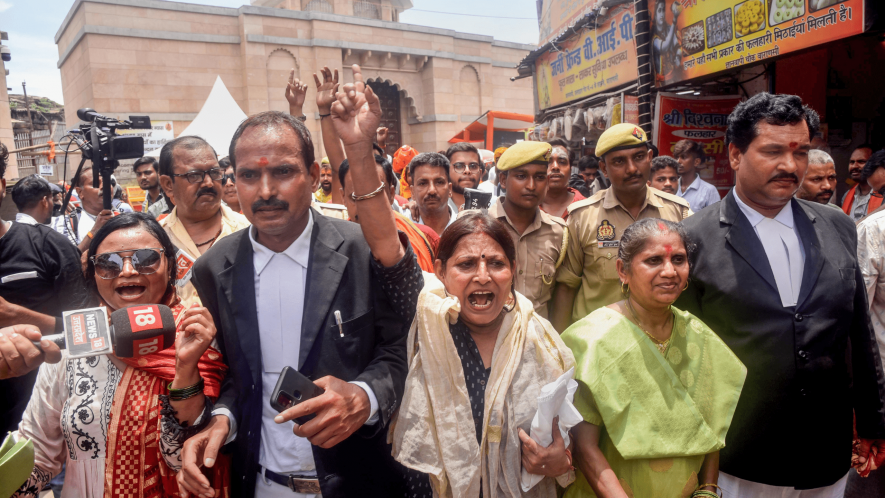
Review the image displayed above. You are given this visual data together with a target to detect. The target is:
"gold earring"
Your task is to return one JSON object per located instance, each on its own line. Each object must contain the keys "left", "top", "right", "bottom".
{"left": 620, "top": 281, "right": 629, "bottom": 298}
{"left": 504, "top": 291, "right": 516, "bottom": 312}
{"left": 683, "top": 281, "right": 690, "bottom": 291}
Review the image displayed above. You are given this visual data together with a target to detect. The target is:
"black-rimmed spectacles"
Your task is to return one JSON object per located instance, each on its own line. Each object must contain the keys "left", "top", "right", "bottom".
{"left": 171, "top": 168, "right": 225, "bottom": 184}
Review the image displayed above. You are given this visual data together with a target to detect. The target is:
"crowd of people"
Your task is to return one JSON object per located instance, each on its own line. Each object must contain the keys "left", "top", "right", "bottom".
{"left": 1, "top": 64, "right": 885, "bottom": 498}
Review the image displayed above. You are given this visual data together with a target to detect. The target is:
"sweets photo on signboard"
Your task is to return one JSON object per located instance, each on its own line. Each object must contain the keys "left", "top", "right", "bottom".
{"left": 734, "top": 0, "right": 766, "bottom": 37}
{"left": 770, "top": 0, "right": 805, "bottom": 25}
{"left": 706, "top": 8, "right": 734, "bottom": 47}
{"left": 681, "top": 21, "right": 706, "bottom": 54}
{"left": 811, "top": 0, "right": 847, "bottom": 11}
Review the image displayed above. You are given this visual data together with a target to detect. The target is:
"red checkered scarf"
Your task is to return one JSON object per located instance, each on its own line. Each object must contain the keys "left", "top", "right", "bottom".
{"left": 103, "top": 298, "right": 230, "bottom": 498}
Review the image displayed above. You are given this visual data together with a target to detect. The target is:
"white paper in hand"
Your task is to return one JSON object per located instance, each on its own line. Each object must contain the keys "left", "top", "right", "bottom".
{"left": 520, "top": 366, "right": 583, "bottom": 492}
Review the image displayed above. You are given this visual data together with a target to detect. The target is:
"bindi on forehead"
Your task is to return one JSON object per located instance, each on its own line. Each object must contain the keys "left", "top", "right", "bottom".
{"left": 664, "top": 244, "right": 672, "bottom": 255}
{"left": 789, "top": 142, "right": 798, "bottom": 149}
{"left": 258, "top": 157, "right": 269, "bottom": 166}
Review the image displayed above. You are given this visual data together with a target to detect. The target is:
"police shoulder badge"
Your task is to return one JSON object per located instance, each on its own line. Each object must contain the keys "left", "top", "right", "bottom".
{"left": 597, "top": 220, "right": 615, "bottom": 241}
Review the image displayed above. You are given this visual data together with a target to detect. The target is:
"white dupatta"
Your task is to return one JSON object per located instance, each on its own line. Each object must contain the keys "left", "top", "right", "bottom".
{"left": 391, "top": 274, "right": 575, "bottom": 498}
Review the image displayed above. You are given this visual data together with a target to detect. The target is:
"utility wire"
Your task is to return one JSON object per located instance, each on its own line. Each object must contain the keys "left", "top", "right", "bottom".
{"left": 409, "top": 9, "right": 537, "bottom": 20}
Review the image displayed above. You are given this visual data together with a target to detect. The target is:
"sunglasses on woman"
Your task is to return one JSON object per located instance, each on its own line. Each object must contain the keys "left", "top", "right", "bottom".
{"left": 90, "top": 248, "right": 166, "bottom": 280}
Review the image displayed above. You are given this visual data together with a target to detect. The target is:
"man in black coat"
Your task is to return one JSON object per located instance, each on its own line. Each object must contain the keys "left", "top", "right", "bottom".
{"left": 178, "top": 111, "right": 408, "bottom": 498}
{"left": 677, "top": 93, "right": 885, "bottom": 495}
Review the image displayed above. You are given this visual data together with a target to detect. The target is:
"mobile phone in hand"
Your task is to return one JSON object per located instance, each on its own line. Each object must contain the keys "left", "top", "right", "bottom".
{"left": 270, "top": 366, "right": 325, "bottom": 424}
{"left": 464, "top": 188, "right": 493, "bottom": 211}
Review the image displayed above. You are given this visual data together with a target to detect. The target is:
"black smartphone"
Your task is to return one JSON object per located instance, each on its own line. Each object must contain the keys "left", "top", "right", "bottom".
{"left": 463, "top": 188, "right": 493, "bottom": 211}
{"left": 270, "top": 366, "right": 325, "bottom": 424}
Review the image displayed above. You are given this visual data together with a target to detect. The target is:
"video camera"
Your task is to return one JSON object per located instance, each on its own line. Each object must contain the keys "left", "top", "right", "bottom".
{"left": 68, "top": 108, "right": 152, "bottom": 210}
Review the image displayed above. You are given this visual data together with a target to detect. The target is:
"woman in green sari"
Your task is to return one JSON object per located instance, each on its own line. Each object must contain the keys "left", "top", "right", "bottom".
{"left": 562, "top": 218, "right": 746, "bottom": 498}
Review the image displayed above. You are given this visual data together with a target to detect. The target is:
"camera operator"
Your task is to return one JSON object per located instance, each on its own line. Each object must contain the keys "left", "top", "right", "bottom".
{"left": 0, "top": 143, "right": 94, "bottom": 434}
{"left": 72, "top": 164, "right": 132, "bottom": 253}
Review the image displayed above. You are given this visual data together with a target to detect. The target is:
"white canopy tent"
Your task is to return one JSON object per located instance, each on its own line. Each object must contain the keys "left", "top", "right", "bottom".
{"left": 147, "top": 76, "right": 247, "bottom": 158}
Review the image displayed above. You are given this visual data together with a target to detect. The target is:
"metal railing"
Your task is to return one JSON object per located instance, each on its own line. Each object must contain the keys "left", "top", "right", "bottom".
{"left": 305, "top": 0, "right": 333, "bottom": 13}
{"left": 13, "top": 125, "right": 67, "bottom": 179}
{"left": 353, "top": 1, "right": 381, "bottom": 19}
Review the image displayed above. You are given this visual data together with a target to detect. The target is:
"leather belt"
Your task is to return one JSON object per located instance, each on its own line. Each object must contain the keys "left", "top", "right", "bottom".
{"left": 263, "top": 468, "right": 321, "bottom": 494}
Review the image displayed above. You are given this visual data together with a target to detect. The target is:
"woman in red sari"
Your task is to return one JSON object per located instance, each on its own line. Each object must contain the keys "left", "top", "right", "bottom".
{"left": 13, "top": 212, "right": 229, "bottom": 498}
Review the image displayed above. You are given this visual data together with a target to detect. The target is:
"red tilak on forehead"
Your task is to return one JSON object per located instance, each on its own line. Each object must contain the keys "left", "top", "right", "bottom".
{"left": 258, "top": 157, "right": 269, "bottom": 166}
{"left": 664, "top": 244, "right": 672, "bottom": 255}
{"left": 789, "top": 142, "right": 798, "bottom": 149}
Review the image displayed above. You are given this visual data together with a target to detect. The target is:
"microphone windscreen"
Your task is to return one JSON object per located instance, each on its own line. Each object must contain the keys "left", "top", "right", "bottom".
{"left": 110, "top": 304, "right": 176, "bottom": 358}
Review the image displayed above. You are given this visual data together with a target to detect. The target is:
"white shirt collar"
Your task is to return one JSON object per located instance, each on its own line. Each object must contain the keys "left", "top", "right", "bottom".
{"left": 733, "top": 188, "right": 795, "bottom": 229}
{"left": 249, "top": 209, "right": 313, "bottom": 275}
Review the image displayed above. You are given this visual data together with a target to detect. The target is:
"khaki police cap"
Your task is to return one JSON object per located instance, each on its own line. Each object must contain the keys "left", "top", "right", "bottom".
{"left": 496, "top": 141, "right": 553, "bottom": 172}
{"left": 596, "top": 123, "right": 649, "bottom": 158}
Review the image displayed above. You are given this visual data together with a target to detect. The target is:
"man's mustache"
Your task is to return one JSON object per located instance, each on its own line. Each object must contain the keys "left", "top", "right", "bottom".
{"left": 423, "top": 194, "right": 441, "bottom": 203}
{"left": 252, "top": 197, "right": 289, "bottom": 212}
{"left": 768, "top": 173, "right": 799, "bottom": 184}
{"left": 197, "top": 186, "right": 218, "bottom": 197}
{"left": 624, "top": 174, "right": 644, "bottom": 182}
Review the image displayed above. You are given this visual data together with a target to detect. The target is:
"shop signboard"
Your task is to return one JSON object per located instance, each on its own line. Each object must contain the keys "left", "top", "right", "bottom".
{"left": 535, "top": 6, "right": 638, "bottom": 110}
{"left": 537, "top": 0, "right": 603, "bottom": 46}
{"left": 653, "top": 93, "right": 743, "bottom": 189}
{"left": 649, "top": 0, "right": 864, "bottom": 87}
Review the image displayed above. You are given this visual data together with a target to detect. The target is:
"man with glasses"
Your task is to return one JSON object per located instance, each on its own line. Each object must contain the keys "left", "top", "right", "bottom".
{"left": 445, "top": 142, "right": 484, "bottom": 210}
{"left": 157, "top": 136, "right": 250, "bottom": 308}
{"left": 550, "top": 123, "right": 692, "bottom": 333}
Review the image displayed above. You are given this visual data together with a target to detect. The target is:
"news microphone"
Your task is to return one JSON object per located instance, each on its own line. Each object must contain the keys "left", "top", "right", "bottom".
{"left": 35, "top": 304, "right": 176, "bottom": 359}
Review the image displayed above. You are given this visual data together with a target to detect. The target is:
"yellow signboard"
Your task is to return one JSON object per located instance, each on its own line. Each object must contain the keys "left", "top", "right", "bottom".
{"left": 535, "top": 6, "right": 639, "bottom": 110}
{"left": 650, "top": 0, "right": 865, "bottom": 87}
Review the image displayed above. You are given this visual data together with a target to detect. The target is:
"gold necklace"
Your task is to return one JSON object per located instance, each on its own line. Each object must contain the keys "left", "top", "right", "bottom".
{"left": 626, "top": 298, "right": 673, "bottom": 355}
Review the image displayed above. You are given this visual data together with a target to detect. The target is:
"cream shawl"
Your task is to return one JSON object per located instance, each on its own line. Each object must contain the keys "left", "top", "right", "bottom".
{"left": 391, "top": 274, "right": 576, "bottom": 498}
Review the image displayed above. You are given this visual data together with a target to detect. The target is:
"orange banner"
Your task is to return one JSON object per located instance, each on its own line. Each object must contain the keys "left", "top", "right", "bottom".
{"left": 649, "top": 0, "right": 865, "bottom": 87}
{"left": 653, "top": 93, "right": 743, "bottom": 189}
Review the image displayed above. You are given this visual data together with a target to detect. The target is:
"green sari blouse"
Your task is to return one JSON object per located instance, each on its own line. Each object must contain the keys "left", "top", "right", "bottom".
{"left": 561, "top": 306, "right": 746, "bottom": 498}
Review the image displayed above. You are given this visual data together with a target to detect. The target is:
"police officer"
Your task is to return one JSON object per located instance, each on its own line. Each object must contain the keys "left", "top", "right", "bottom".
{"left": 479, "top": 141, "right": 568, "bottom": 319}
{"left": 550, "top": 123, "right": 692, "bottom": 332}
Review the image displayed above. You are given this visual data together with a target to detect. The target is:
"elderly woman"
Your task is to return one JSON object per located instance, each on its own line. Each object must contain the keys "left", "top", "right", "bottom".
{"left": 327, "top": 65, "right": 575, "bottom": 497}
{"left": 12, "top": 212, "right": 229, "bottom": 498}
{"left": 561, "top": 219, "right": 746, "bottom": 498}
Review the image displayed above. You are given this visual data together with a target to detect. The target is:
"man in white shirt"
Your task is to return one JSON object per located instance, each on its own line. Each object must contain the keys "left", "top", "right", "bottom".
{"left": 72, "top": 165, "right": 119, "bottom": 253}
{"left": 182, "top": 111, "right": 408, "bottom": 498}
{"left": 677, "top": 92, "right": 885, "bottom": 497}
{"left": 673, "top": 139, "right": 721, "bottom": 213}
{"left": 853, "top": 149, "right": 885, "bottom": 496}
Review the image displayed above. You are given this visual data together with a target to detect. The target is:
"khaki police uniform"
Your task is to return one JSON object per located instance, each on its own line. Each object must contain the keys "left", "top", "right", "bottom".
{"left": 312, "top": 199, "right": 349, "bottom": 220}
{"left": 556, "top": 186, "right": 692, "bottom": 322}
{"left": 486, "top": 197, "right": 567, "bottom": 319}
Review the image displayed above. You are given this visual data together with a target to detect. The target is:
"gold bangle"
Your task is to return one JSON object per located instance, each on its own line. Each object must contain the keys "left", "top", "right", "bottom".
{"left": 691, "top": 491, "right": 719, "bottom": 498}
{"left": 86, "top": 231, "right": 94, "bottom": 239}
{"left": 351, "top": 181, "right": 386, "bottom": 202}
{"left": 695, "top": 483, "right": 722, "bottom": 497}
